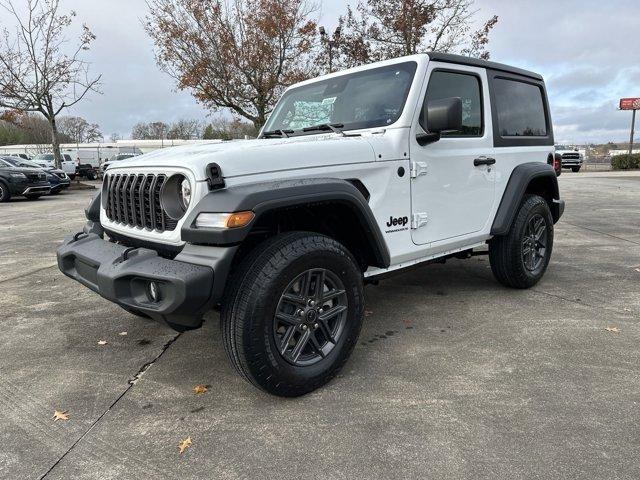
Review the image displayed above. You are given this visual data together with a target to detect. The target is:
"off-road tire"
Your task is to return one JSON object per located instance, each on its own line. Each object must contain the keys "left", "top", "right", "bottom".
{"left": 0, "top": 181, "right": 10, "bottom": 202}
{"left": 86, "top": 170, "right": 97, "bottom": 180}
{"left": 489, "top": 194, "right": 554, "bottom": 289}
{"left": 571, "top": 167, "right": 580, "bottom": 172}
{"left": 221, "top": 232, "right": 364, "bottom": 397}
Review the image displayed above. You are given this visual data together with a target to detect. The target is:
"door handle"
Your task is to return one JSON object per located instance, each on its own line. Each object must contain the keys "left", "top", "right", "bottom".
{"left": 473, "top": 156, "right": 496, "bottom": 167}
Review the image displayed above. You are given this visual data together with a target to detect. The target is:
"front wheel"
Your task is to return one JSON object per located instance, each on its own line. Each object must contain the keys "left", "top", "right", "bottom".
{"left": 0, "top": 182, "right": 10, "bottom": 202}
{"left": 221, "top": 232, "right": 364, "bottom": 397}
{"left": 489, "top": 194, "right": 554, "bottom": 289}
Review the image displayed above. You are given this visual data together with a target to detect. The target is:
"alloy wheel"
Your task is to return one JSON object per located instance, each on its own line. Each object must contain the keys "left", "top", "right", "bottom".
{"left": 273, "top": 268, "right": 348, "bottom": 367}
{"left": 522, "top": 213, "right": 547, "bottom": 273}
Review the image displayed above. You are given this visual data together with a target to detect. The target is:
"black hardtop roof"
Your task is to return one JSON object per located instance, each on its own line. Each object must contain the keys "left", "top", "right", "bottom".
{"left": 426, "top": 52, "right": 543, "bottom": 81}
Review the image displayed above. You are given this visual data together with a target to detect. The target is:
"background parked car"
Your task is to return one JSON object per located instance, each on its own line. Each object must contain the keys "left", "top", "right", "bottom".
{"left": 2, "top": 157, "right": 70, "bottom": 194}
{"left": 9, "top": 153, "right": 32, "bottom": 160}
{"left": 555, "top": 145, "right": 583, "bottom": 172}
{"left": 100, "top": 153, "right": 138, "bottom": 175}
{"left": 32, "top": 153, "right": 77, "bottom": 179}
{"left": 60, "top": 148, "right": 100, "bottom": 180}
{"left": 0, "top": 156, "right": 50, "bottom": 202}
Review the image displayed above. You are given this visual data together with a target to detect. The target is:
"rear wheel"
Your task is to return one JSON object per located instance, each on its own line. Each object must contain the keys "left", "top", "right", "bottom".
{"left": 0, "top": 181, "right": 10, "bottom": 202}
{"left": 221, "top": 232, "right": 364, "bottom": 397}
{"left": 489, "top": 194, "right": 554, "bottom": 289}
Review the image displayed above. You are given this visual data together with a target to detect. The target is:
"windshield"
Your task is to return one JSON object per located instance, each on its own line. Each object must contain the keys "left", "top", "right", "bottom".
{"left": 555, "top": 145, "right": 570, "bottom": 150}
{"left": 115, "top": 154, "right": 134, "bottom": 160}
{"left": 263, "top": 61, "right": 417, "bottom": 135}
{"left": 34, "top": 154, "right": 54, "bottom": 160}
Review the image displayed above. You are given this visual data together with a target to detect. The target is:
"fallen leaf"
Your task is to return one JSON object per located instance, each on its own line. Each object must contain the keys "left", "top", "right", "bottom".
{"left": 635, "top": 268, "right": 640, "bottom": 273}
{"left": 193, "top": 385, "right": 208, "bottom": 395}
{"left": 97, "top": 340, "right": 107, "bottom": 345}
{"left": 119, "top": 331, "right": 128, "bottom": 336}
{"left": 364, "top": 310, "right": 373, "bottom": 317}
{"left": 53, "top": 410, "right": 69, "bottom": 421}
{"left": 605, "top": 326, "right": 619, "bottom": 333}
{"left": 178, "top": 436, "right": 192, "bottom": 454}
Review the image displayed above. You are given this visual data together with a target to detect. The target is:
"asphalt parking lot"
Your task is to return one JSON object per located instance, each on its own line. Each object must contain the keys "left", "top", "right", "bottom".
{"left": 1, "top": 171, "right": 639, "bottom": 480}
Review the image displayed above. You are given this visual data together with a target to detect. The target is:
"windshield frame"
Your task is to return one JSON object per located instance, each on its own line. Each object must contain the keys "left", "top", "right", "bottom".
{"left": 263, "top": 61, "right": 418, "bottom": 137}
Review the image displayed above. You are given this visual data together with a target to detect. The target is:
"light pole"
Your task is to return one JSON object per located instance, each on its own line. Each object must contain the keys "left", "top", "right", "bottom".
{"left": 319, "top": 25, "right": 341, "bottom": 73}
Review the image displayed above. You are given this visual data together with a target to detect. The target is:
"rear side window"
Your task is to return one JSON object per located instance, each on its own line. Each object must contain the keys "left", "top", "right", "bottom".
{"left": 493, "top": 78, "right": 547, "bottom": 137}
{"left": 424, "top": 71, "right": 483, "bottom": 136}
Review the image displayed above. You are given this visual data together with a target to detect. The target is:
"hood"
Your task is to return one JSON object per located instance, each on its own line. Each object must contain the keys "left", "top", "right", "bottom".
{"left": 111, "top": 135, "right": 377, "bottom": 180}
{"left": 7, "top": 167, "right": 46, "bottom": 175}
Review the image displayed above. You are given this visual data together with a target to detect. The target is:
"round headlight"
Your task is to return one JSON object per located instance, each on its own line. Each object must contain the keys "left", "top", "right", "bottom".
{"left": 180, "top": 178, "right": 191, "bottom": 209}
{"left": 161, "top": 174, "right": 191, "bottom": 220}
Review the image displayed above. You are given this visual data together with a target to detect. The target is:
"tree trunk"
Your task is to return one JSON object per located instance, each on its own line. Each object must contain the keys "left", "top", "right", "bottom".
{"left": 48, "top": 115, "right": 63, "bottom": 169}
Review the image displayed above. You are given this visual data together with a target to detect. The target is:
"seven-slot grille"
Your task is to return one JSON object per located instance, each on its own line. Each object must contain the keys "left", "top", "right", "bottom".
{"left": 104, "top": 173, "right": 178, "bottom": 232}
{"left": 561, "top": 152, "right": 580, "bottom": 159}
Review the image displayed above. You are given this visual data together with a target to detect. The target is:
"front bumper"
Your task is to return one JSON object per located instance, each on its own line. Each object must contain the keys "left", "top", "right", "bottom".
{"left": 561, "top": 159, "right": 583, "bottom": 167}
{"left": 57, "top": 232, "right": 227, "bottom": 329}
{"left": 9, "top": 178, "right": 51, "bottom": 196}
{"left": 50, "top": 179, "right": 71, "bottom": 192}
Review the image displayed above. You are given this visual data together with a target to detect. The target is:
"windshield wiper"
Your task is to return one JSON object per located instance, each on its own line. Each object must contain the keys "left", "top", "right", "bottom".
{"left": 261, "top": 129, "right": 293, "bottom": 138}
{"left": 301, "top": 123, "right": 360, "bottom": 137}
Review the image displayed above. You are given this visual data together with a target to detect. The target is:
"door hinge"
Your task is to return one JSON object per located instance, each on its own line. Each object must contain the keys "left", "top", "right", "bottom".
{"left": 411, "top": 213, "right": 428, "bottom": 229}
{"left": 410, "top": 161, "right": 428, "bottom": 178}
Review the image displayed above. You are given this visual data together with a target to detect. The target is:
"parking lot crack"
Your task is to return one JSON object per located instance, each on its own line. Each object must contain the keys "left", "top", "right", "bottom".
{"left": 562, "top": 221, "right": 640, "bottom": 246}
{"left": 39, "top": 332, "right": 182, "bottom": 479}
{"left": 0, "top": 264, "right": 57, "bottom": 285}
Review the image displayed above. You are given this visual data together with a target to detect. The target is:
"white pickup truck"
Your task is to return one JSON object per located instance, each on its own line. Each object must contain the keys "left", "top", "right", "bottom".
{"left": 58, "top": 53, "right": 563, "bottom": 397}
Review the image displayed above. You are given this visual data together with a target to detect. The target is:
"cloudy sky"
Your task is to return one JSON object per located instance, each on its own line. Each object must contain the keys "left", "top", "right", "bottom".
{"left": 13, "top": 0, "right": 640, "bottom": 143}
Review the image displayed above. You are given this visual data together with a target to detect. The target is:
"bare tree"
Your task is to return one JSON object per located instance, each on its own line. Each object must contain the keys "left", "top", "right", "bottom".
{"left": 131, "top": 121, "right": 169, "bottom": 140}
{"left": 336, "top": 0, "right": 498, "bottom": 69}
{"left": 145, "top": 0, "right": 318, "bottom": 130}
{"left": 110, "top": 132, "right": 121, "bottom": 142}
{"left": 167, "top": 118, "right": 202, "bottom": 140}
{"left": 58, "top": 115, "right": 103, "bottom": 143}
{"left": 202, "top": 116, "right": 258, "bottom": 140}
{"left": 0, "top": 0, "right": 101, "bottom": 167}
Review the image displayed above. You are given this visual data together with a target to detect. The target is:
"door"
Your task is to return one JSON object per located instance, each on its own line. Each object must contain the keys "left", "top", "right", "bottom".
{"left": 410, "top": 65, "right": 495, "bottom": 245}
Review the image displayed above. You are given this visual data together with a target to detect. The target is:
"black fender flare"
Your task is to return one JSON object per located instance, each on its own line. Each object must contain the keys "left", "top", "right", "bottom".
{"left": 181, "top": 177, "right": 391, "bottom": 268}
{"left": 491, "top": 162, "right": 563, "bottom": 236}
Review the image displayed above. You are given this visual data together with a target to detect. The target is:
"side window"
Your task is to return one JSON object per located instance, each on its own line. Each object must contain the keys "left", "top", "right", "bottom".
{"left": 493, "top": 78, "right": 547, "bottom": 137}
{"left": 423, "top": 70, "right": 483, "bottom": 137}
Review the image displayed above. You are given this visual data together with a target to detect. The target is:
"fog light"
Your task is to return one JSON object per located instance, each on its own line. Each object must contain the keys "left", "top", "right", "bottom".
{"left": 148, "top": 281, "right": 161, "bottom": 302}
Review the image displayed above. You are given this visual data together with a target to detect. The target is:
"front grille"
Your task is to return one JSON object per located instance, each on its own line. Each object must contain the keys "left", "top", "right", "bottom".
{"left": 562, "top": 153, "right": 580, "bottom": 159}
{"left": 104, "top": 173, "right": 178, "bottom": 232}
{"left": 26, "top": 173, "right": 46, "bottom": 182}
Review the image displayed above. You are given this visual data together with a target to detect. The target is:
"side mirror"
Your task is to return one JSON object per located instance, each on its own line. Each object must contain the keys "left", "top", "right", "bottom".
{"left": 416, "top": 97, "right": 463, "bottom": 146}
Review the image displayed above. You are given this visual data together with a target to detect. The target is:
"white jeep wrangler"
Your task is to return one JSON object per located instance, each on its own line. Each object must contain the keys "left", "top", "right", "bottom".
{"left": 58, "top": 53, "right": 564, "bottom": 397}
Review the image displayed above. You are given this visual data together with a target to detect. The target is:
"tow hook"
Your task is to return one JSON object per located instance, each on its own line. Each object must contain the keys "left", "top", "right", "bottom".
{"left": 71, "top": 231, "right": 88, "bottom": 243}
{"left": 121, "top": 247, "right": 136, "bottom": 261}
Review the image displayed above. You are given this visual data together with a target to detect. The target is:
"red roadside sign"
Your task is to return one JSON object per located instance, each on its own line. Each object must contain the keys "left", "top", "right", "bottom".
{"left": 620, "top": 98, "right": 640, "bottom": 110}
